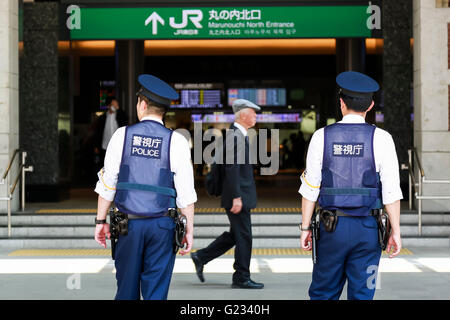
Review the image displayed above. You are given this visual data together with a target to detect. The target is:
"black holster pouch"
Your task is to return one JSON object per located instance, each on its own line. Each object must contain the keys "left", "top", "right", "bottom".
{"left": 110, "top": 207, "right": 129, "bottom": 260}
{"left": 169, "top": 208, "right": 187, "bottom": 254}
{"left": 319, "top": 209, "right": 338, "bottom": 233}
{"left": 374, "top": 210, "right": 391, "bottom": 250}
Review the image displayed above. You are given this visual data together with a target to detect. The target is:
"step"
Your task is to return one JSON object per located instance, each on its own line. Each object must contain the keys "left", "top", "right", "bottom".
{"left": 0, "top": 213, "right": 300, "bottom": 226}
{"left": 0, "top": 224, "right": 299, "bottom": 238}
{"left": 2, "top": 223, "right": 448, "bottom": 238}
{"left": 2, "top": 212, "right": 449, "bottom": 226}
{"left": 0, "top": 214, "right": 97, "bottom": 226}
{"left": 0, "top": 236, "right": 448, "bottom": 249}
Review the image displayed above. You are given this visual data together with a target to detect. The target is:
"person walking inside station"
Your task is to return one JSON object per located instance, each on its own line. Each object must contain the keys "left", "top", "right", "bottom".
{"left": 94, "top": 96, "right": 128, "bottom": 169}
{"left": 299, "top": 71, "right": 402, "bottom": 300}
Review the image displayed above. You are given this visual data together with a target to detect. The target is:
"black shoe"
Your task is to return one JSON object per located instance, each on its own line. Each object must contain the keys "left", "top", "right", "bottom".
{"left": 191, "top": 251, "right": 205, "bottom": 283}
{"left": 231, "top": 279, "right": 264, "bottom": 289}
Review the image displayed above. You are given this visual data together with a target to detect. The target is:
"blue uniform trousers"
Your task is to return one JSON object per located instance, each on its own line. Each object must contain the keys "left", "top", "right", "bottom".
{"left": 114, "top": 216, "right": 176, "bottom": 300}
{"left": 309, "top": 216, "right": 382, "bottom": 300}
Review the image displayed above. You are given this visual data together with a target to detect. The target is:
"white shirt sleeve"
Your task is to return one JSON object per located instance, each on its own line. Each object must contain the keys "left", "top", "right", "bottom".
{"left": 94, "top": 126, "right": 125, "bottom": 201}
{"left": 373, "top": 128, "right": 403, "bottom": 204}
{"left": 170, "top": 131, "right": 197, "bottom": 208}
{"left": 298, "top": 128, "right": 324, "bottom": 202}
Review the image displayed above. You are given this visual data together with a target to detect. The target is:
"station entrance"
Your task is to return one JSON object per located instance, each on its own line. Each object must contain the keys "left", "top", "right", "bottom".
{"left": 69, "top": 40, "right": 383, "bottom": 189}
{"left": 17, "top": 1, "right": 400, "bottom": 202}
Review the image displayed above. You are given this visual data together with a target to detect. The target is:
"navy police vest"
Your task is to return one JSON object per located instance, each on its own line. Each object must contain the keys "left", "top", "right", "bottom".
{"left": 114, "top": 120, "right": 176, "bottom": 217}
{"left": 318, "top": 123, "right": 382, "bottom": 216}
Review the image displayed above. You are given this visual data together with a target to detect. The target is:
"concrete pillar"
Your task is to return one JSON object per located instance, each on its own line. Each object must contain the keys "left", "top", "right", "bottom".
{"left": 0, "top": 0, "right": 19, "bottom": 213}
{"left": 20, "top": 2, "right": 60, "bottom": 201}
{"left": 413, "top": 0, "right": 450, "bottom": 211}
{"left": 336, "top": 38, "right": 365, "bottom": 73}
{"left": 383, "top": 0, "right": 413, "bottom": 195}
{"left": 115, "top": 40, "right": 145, "bottom": 124}
{"left": 329, "top": 38, "right": 365, "bottom": 127}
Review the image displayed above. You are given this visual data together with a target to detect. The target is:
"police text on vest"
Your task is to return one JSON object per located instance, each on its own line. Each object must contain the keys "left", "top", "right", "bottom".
{"left": 131, "top": 134, "right": 163, "bottom": 159}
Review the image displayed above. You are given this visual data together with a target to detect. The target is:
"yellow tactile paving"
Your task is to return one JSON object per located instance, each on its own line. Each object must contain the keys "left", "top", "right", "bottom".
{"left": 8, "top": 248, "right": 413, "bottom": 256}
{"left": 35, "top": 209, "right": 97, "bottom": 214}
{"left": 35, "top": 207, "right": 302, "bottom": 214}
{"left": 8, "top": 249, "right": 111, "bottom": 256}
{"left": 216, "top": 248, "right": 412, "bottom": 256}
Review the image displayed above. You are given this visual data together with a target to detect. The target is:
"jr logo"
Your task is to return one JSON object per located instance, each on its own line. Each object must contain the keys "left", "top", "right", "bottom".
{"left": 169, "top": 10, "right": 203, "bottom": 29}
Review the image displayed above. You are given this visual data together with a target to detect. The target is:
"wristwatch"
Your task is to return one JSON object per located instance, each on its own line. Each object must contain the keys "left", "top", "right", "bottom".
{"left": 299, "top": 223, "right": 311, "bottom": 231}
{"left": 95, "top": 218, "right": 107, "bottom": 224}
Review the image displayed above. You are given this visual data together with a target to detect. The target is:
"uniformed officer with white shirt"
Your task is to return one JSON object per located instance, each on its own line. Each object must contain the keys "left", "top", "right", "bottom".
{"left": 94, "top": 74, "right": 197, "bottom": 300}
{"left": 299, "top": 71, "right": 403, "bottom": 300}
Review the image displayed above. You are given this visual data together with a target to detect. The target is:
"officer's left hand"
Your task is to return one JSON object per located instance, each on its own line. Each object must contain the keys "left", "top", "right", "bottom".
{"left": 95, "top": 223, "right": 111, "bottom": 248}
{"left": 178, "top": 230, "right": 193, "bottom": 256}
{"left": 386, "top": 232, "right": 401, "bottom": 258}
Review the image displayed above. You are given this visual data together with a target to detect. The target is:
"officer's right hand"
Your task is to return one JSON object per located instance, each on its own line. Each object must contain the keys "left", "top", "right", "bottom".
{"left": 95, "top": 223, "right": 111, "bottom": 248}
{"left": 386, "top": 232, "right": 401, "bottom": 258}
{"left": 301, "top": 230, "right": 312, "bottom": 251}
{"left": 179, "top": 230, "right": 193, "bottom": 256}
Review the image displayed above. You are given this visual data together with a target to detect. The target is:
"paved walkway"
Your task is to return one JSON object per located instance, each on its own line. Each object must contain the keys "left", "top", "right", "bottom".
{"left": 0, "top": 247, "right": 449, "bottom": 300}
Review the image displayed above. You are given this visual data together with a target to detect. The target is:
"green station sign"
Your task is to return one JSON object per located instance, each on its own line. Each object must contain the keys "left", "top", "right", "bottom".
{"left": 69, "top": 6, "right": 373, "bottom": 40}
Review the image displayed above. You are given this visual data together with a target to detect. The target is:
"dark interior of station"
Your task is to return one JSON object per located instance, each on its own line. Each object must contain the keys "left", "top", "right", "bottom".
{"left": 16, "top": 1, "right": 414, "bottom": 204}
{"left": 69, "top": 50, "right": 383, "bottom": 191}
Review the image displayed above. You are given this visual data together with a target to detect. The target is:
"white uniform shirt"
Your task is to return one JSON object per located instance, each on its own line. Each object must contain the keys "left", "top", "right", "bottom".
{"left": 102, "top": 110, "right": 119, "bottom": 150}
{"left": 95, "top": 115, "right": 197, "bottom": 209}
{"left": 299, "top": 114, "right": 403, "bottom": 205}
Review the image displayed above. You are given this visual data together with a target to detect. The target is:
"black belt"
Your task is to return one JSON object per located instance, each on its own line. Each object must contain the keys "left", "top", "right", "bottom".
{"left": 332, "top": 209, "right": 381, "bottom": 217}
{"left": 126, "top": 210, "right": 176, "bottom": 220}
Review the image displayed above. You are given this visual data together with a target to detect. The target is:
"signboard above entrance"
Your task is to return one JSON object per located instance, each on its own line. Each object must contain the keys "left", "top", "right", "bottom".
{"left": 69, "top": 6, "right": 375, "bottom": 40}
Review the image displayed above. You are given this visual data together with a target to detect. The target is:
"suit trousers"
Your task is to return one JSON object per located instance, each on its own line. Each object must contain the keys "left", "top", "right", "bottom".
{"left": 196, "top": 207, "right": 252, "bottom": 282}
{"left": 114, "top": 216, "right": 176, "bottom": 300}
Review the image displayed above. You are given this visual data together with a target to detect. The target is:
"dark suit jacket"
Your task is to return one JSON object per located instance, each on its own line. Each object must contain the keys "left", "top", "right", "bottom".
{"left": 221, "top": 124, "right": 257, "bottom": 211}
{"left": 94, "top": 108, "right": 128, "bottom": 150}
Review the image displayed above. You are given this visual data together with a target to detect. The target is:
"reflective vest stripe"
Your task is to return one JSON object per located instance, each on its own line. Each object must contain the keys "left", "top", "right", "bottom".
{"left": 116, "top": 182, "right": 176, "bottom": 198}
{"left": 320, "top": 187, "right": 380, "bottom": 196}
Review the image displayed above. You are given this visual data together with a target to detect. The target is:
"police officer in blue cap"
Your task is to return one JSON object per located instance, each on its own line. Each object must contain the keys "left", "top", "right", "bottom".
{"left": 299, "top": 71, "right": 403, "bottom": 300}
{"left": 94, "top": 74, "right": 197, "bottom": 300}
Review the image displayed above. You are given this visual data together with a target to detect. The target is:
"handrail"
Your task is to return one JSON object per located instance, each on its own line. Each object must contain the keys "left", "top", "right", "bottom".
{"left": 10, "top": 164, "right": 25, "bottom": 195}
{"left": 412, "top": 147, "right": 425, "bottom": 178}
{"left": 0, "top": 150, "right": 33, "bottom": 237}
{"left": 1, "top": 149, "right": 20, "bottom": 181}
{"left": 407, "top": 148, "right": 450, "bottom": 236}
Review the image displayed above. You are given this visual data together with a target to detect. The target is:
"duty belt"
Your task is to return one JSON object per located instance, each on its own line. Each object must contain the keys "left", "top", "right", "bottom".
{"left": 127, "top": 210, "right": 177, "bottom": 220}
{"left": 315, "top": 208, "right": 389, "bottom": 250}
{"left": 331, "top": 209, "right": 382, "bottom": 217}
{"left": 111, "top": 207, "right": 187, "bottom": 255}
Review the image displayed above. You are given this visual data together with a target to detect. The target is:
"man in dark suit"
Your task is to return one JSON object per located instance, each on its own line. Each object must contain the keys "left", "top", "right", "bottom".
{"left": 191, "top": 99, "right": 263, "bottom": 289}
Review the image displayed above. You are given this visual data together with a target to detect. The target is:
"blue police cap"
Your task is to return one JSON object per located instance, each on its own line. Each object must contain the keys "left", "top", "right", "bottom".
{"left": 336, "top": 71, "right": 380, "bottom": 99}
{"left": 136, "top": 74, "right": 179, "bottom": 107}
